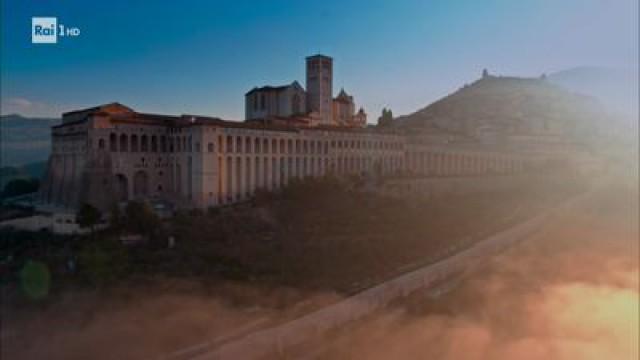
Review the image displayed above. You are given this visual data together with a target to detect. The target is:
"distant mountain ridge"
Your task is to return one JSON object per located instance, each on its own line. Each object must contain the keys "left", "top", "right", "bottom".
{"left": 393, "top": 74, "right": 617, "bottom": 142}
{"left": 547, "top": 66, "right": 638, "bottom": 123}
{"left": 1, "top": 114, "right": 59, "bottom": 167}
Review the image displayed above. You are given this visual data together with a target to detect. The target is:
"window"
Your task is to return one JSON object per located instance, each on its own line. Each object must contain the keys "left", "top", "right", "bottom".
{"left": 151, "top": 136, "right": 158, "bottom": 152}
{"left": 160, "top": 136, "right": 167, "bottom": 152}
{"left": 98, "top": 138, "right": 105, "bottom": 150}
{"left": 227, "top": 135, "right": 233, "bottom": 153}
{"left": 110, "top": 133, "right": 117, "bottom": 151}
{"left": 119, "top": 134, "right": 128, "bottom": 152}
{"left": 141, "top": 135, "right": 148, "bottom": 152}
{"left": 131, "top": 135, "right": 139, "bottom": 152}
{"left": 208, "top": 142, "right": 214, "bottom": 152}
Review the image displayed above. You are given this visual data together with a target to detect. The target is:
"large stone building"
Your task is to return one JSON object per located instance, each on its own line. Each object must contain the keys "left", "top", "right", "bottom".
{"left": 245, "top": 55, "right": 366, "bottom": 127}
{"left": 39, "top": 55, "right": 587, "bottom": 212}
{"left": 38, "top": 104, "right": 533, "bottom": 212}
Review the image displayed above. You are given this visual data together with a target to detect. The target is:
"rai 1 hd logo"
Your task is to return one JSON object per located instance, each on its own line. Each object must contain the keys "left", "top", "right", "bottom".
{"left": 32, "top": 17, "right": 80, "bottom": 44}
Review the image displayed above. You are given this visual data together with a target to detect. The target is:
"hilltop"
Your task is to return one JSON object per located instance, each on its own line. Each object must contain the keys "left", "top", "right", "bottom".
{"left": 393, "top": 74, "right": 616, "bottom": 142}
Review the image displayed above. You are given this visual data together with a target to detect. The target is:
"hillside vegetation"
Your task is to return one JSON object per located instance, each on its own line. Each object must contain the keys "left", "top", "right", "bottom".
{"left": 1, "top": 175, "right": 587, "bottom": 306}
{"left": 394, "top": 75, "right": 613, "bottom": 142}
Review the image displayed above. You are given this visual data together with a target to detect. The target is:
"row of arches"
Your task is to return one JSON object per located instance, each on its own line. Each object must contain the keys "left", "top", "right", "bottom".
{"left": 113, "top": 171, "right": 150, "bottom": 202}
{"left": 213, "top": 134, "right": 403, "bottom": 156}
{"left": 100, "top": 133, "right": 193, "bottom": 153}
{"left": 217, "top": 154, "right": 404, "bottom": 204}
{"left": 406, "top": 151, "right": 523, "bottom": 176}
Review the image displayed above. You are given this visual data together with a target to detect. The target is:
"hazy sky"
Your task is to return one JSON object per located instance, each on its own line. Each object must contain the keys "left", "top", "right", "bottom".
{"left": 1, "top": 0, "right": 637, "bottom": 120}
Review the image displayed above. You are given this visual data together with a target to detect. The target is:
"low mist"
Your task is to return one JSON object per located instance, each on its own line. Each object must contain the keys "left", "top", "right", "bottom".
{"left": 320, "top": 181, "right": 638, "bottom": 359}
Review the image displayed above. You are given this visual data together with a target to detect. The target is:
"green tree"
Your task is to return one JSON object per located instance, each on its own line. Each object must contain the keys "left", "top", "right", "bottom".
{"left": 78, "top": 239, "right": 129, "bottom": 287}
{"left": 76, "top": 203, "right": 102, "bottom": 234}
{"left": 1, "top": 178, "right": 40, "bottom": 199}
{"left": 124, "top": 201, "right": 160, "bottom": 235}
{"left": 109, "top": 202, "right": 123, "bottom": 233}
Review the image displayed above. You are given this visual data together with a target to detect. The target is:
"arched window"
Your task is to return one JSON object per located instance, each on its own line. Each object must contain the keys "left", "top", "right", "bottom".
{"left": 151, "top": 136, "right": 158, "bottom": 152}
{"left": 255, "top": 138, "right": 261, "bottom": 153}
{"left": 109, "top": 133, "right": 117, "bottom": 151}
{"left": 226, "top": 135, "right": 233, "bottom": 153}
{"left": 131, "top": 134, "right": 139, "bottom": 152}
{"left": 245, "top": 137, "right": 251, "bottom": 153}
{"left": 119, "top": 134, "right": 128, "bottom": 152}
{"left": 160, "top": 136, "right": 167, "bottom": 152}
{"left": 236, "top": 136, "right": 242, "bottom": 153}
{"left": 141, "top": 135, "right": 148, "bottom": 152}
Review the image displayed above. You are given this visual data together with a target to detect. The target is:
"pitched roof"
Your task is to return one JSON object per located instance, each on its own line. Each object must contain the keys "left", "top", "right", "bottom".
{"left": 336, "top": 88, "right": 350, "bottom": 99}
{"left": 62, "top": 102, "right": 133, "bottom": 116}
{"left": 245, "top": 80, "right": 305, "bottom": 96}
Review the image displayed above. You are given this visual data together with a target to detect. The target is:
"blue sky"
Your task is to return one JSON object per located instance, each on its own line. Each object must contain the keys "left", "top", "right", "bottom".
{"left": 1, "top": 0, "right": 637, "bottom": 120}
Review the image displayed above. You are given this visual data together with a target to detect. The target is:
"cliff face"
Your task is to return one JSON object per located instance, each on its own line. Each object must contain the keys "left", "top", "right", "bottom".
{"left": 393, "top": 76, "right": 613, "bottom": 142}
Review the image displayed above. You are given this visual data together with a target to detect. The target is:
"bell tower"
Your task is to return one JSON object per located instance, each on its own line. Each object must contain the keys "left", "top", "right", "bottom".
{"left": 305, "top": 54, "right": 333, "bottom": 125}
